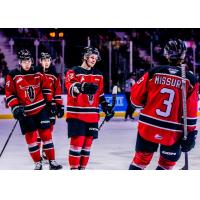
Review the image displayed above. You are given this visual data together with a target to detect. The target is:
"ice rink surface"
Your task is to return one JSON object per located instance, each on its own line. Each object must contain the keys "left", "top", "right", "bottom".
{"left": 0, "top": 117, "right": 200, "bottom": 170}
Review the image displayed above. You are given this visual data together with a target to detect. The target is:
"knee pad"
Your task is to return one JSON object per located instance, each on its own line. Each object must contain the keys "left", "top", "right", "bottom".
{"left": 70, "top": 136, "right": 85, "bottom": 147}
{"left": 25, "top": 130, "right": 38, "bottom": 144}
{"left": 83, "top": 136, "right": 93, "bottom": 148}
{"left": 38, "top": 128, "right": 52, "bottom": 142}
{"left": 132, "top": 151, "right": 154, "bottom": 169}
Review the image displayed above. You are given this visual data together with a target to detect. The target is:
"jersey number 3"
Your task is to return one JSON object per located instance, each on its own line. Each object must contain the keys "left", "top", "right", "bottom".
{"left": 156, "top": 88, "right": 175, "bottom": 117}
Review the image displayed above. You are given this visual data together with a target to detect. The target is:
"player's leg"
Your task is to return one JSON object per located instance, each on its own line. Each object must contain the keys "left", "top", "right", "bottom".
{"left": 129, "top": 133, "right": 158, "bottom": 170}
{"left": 157, "top": 141, "right": 181, "bottom": 170}
{"left": 25, "top": 130, "right": 42, "bottom": 170}
{"left": 19, "top": 116, "right": 42, "bottom": 170}
{"left": 41, "top": 122, "right": 54, "bottom": 164}
{"left": 78, "top": 122, "right": 98, "bottom": 169}
{"left": 79, "top": 136, "right": 93, "bottom": 170}
{"left": 67, "top": 119, "right": 87, "bottom": 169}
{"left": 124, "top": 92, "right": 130, "bottom": 120}
{"left": 69, "top": 136, "right": 85, "bottom": 169}
{"left": 37, "top": 109, "right": 62, "bottom": 170}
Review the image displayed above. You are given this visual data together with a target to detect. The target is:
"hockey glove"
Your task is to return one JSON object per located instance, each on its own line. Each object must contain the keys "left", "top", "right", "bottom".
{"left": 57, "top": 104, "right": 65, "bottom": 118}
{"left": 46, "top": 102, "right": 57, "bottom": 117}
{"left": 101, "top": 101, "right": 115, "bottom": 122}
{"left": 181, "top": 130, "right": 198, "bottom": 152}
{"left": 79, "top": 82, "right": 98, "bottom": 95}
{"left": 12, "top": 105, "right": 25, "bottom": 121}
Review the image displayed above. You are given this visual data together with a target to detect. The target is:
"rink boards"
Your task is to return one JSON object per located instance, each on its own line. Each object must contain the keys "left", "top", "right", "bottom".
{"left": 1, "top": 94, "right": 200, "bottom": 119}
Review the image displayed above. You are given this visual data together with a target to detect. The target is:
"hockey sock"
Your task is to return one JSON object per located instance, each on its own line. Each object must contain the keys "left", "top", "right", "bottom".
{"left": 69, "top": 136, "right": 85, "bottom": 169}
{"left": 37, "top": 135, "right": 42, "bottom": 149}
{"left": 130, "top": 151, "right": 154, "bottom": 170}
{"left": 25, "top": 130, "right": 41, "bottom": 163}
{"left": 79, "top": 136, "right": 93, "bottom": 169}
{"left": 158, "top": 156, "right": 176, "bottom": 170}
{"left": 39, "top": 128, "right": 55, "bottom": 160}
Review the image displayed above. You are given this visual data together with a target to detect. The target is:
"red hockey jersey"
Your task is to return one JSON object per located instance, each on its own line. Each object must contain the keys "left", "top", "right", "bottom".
{"left": 65, "top": 66, "right": 104, "bottom": 123}
{"left": 42, "top": 67, "right": 63, "bottom": 106}
{"left": 131, "top": 66, "right": 199, "bottom": 146}
{"left": 5, "top": 67, "right": 52, "bottom": 116}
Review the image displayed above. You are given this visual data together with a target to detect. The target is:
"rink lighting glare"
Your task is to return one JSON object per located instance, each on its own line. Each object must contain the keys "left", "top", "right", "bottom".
{"left": 59, "top": 32, "right": 64, "bottom": 37}
{"left": 49, "top": 32, "right": 56, "bottom": 37}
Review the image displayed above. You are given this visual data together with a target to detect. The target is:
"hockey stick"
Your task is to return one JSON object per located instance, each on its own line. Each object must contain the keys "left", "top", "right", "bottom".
{"left": 0, "top": 120, "right": 18, "bottom": 158}
{"left": 99, "top": 86, "right": 118, "bottom": 131}
{"left": 180, "top": 64, "right": 188, "bottom": 170}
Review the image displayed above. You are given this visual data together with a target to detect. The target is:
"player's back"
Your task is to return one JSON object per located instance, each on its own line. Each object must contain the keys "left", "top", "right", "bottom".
{"left": 131, "top": 65, "right": 198, "bottom": 146}
{"left": 144, "top": 66, "right": 184, "bottom": 125}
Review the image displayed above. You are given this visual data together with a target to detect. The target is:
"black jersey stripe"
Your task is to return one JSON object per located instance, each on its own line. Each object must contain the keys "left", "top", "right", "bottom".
{"left": 54, "top": 95, "right": 62, "bottom": 100}
{"left": 24, "top": 100, "right": 46, "bottom": 112}
{"left": 181, "top": 117, "right": 197, "bottom": 126}
{"left": 42, "top": 89, "right": 51, "bottom": 94}
{"left": 6, "top": 95, "right": 18, "bottom": 104}
{"left": 67, "top": 106, "right": 99, "bottom": 113}
{"left": 139, "top": 113, "right": 182, "bottom": 131}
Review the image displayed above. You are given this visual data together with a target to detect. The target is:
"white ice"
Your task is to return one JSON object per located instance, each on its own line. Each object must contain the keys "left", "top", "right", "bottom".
{"left": 0, "top": 117, "right": 200, "bottom": 170}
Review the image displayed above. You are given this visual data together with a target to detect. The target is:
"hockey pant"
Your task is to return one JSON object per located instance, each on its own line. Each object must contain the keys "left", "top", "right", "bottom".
{"left": 69, "top": 136, "right": 93, "bottom": 169}
{"left": 25, "top": 127, "right": 55, "bottom": 163}
{"left": 129, "top": 134, "right": 181, "bottom": 170}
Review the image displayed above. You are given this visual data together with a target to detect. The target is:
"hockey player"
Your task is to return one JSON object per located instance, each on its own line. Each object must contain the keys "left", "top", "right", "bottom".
{"left": 5, "top": 49, "right": 62, "bottom": 170}
{"left": 129, "top": 39, "right": 199, "bottom": 170}
{"left": 65, "top": 47, "right": 115, "bottom": 169}
{"left": 37, "top": 52, "right": 64, "bottom": 165}
{"left": 124, "top": 72, "right": 136, "bottom": 121}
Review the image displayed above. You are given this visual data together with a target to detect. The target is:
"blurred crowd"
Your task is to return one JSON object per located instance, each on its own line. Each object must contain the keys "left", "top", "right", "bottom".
{"left": 1, "top": 28, "right": 200, "bottom": 94}
{"left": 0, "top": 48, "right": 8, "bottom": 94}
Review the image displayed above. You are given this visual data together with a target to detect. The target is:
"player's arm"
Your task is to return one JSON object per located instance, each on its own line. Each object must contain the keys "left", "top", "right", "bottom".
{"left": 130, "top": 72, "right": 149, "bottom": 108}
{"left": 5, "top": 74, "right": 19, "bottom": 108}
{"left": 40, "top": 73, "right": 56, "bottom": 116}
{"left": 41, "top": 73, "right": 53, "bottom": 102}
{"left": 54, "top": 75, "right": 64, "bottom": 118}
{"left": 186, "top": 81, "right": 199, "bottom": 132}
{"left": 99, "top": 77, "right": 114, "bottom": 121}
{"left": 5, "top": 74, "right": 25, "bottom": 120}
{"left": 65, "top": 69, "right": 98, "bottom": 97}
{"left": 54, "top": 75, "right": 63, "bottom": 105}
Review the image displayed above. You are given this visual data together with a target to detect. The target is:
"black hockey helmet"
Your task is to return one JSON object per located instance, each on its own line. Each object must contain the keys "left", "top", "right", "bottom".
{"left": 82, "top": 46, "right": 101, "bottom": 61}
{"left": 39, "top": 52, "right": 52, "bottom": 60}
{"left": 18, "top": 49, "right": 32, "bottom": 60}
{"left": 164, "top": 39, "right": 187, "bottom": 61}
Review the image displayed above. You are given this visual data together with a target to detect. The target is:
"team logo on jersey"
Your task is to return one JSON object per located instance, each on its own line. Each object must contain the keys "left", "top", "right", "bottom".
{"left": 88, "top": 94, "right": 94, "bottom": 105}
{"left": 20, "top": 84, "right": 40, "bottom": 102}
{"left": 154, "top": 134, "right": 163, "bottom": 140}
{"left": 68, "top": 72, "right": 74, "bottom": 81}
{"left": 168, "top": 68, "right": 179, "bottom": 75}
{"left": 27, "top": 86, "right": 35, "bottom": 102}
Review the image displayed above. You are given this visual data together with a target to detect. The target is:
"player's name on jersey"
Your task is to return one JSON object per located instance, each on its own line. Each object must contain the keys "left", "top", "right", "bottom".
{"left": 154, "top": 75, "right": 181, "bottom": 88}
